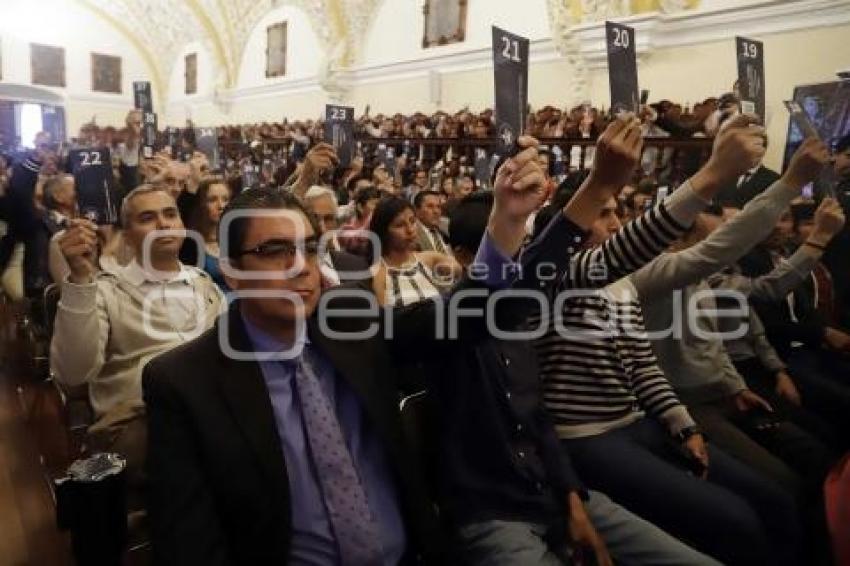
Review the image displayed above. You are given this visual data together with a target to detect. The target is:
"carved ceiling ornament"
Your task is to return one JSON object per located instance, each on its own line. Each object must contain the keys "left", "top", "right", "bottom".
{"left": 73, "top": 0, "right": 699, "bottom": 113}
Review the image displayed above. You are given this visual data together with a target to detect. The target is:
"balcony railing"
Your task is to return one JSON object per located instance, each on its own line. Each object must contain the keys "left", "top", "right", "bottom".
{"left": 218, "top": 135, "right": 713, "bottom": 178}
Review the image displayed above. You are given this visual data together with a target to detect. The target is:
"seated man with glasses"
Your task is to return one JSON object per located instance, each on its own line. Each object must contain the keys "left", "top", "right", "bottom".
{"left": 142, "top": 138, "right": 559, "bottom": 564}
{"left": 51, "top": 184, "right": 224, "bottom": 489}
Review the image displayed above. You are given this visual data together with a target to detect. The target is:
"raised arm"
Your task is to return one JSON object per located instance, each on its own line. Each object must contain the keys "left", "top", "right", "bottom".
{"left": 382, "top": 136, "right": 552, "bottom": 354}
{"left": 631, "top": 139, "right": 834, "bottom": 301}
{"left": 286, "top": 143, "right": 339, "bottom": 200}
{"left": 50, "top": 219, "right": 109, "bottom": 387}
{"left": 568, "top": 114, "right": 771, "bottom": 289}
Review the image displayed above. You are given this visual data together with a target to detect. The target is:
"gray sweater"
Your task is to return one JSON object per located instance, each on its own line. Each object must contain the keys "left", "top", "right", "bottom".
{"left": 714, "top": 305, "right": 786, "bottom": 373}
{"left": 630, "top": 179, "right": 819, "bottom": 404}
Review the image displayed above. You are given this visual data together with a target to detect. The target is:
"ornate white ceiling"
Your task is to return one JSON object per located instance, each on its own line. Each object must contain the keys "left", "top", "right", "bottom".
{"left": 73, "top": 0, "right": 386, "bottom": 104}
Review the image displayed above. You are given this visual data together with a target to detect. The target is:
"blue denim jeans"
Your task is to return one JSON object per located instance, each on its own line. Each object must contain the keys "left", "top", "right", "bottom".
{"left": 456, "top": 490, "right": 720, "bottom": 565}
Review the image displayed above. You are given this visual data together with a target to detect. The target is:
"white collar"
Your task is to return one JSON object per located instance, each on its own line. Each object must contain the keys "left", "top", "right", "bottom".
{"left": 120, "top": 258, "right": 195, "bottom": 288}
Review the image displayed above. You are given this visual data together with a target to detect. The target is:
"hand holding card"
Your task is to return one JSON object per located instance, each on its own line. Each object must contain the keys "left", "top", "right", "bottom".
{"left": 69, "top": 147, "right": 118, "bottom": 225}
{"left": 736, "top": 37, "right": 765, "bottom": 122}
{"left": 60, "top": 218, "right": 99, "bottom": 285}
{"left": 195, "top": 127, "right": 220, "bottom": 173}
{"left": 142, "top": 111, "right": 158, "bottom": 159}
{"left": 325, "top": 105, "right": 354, "bottom": 168}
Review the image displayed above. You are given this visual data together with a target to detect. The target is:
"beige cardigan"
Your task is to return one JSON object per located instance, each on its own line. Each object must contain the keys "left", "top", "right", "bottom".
{"left": 50, "top": 261, "right": 224, "bottom": 429}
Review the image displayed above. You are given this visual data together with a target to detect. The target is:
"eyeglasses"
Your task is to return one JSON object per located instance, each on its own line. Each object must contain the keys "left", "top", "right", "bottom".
{"left": 236, "top": 236, "right": 320, "bottom": 261}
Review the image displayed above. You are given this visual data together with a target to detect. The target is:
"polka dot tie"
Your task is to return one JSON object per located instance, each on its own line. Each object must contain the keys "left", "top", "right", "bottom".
{"left": 293, "top": 349, "right": 385, "bottom": 565}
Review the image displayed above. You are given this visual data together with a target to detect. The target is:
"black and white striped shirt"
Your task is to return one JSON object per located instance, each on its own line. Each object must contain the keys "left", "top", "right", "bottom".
{"left": 532, "top": 184, "right": 706, "bottom": 439}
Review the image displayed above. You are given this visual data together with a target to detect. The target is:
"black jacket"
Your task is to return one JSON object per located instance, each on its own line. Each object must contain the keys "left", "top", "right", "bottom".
{"left": 144, "top": 301, "right": 451, "bottom": 565}
{"left": 143, "top": 255, "right": 541, "bottom": 565}
{"left": 823, "top": 178, "right": 850, "bottom": 329}
{"left": 330, "top": 249, "right": 369, "bottom": 283}
{"left": 26, "top": 209, "right": 64, "bottom": 296}
{"left": 739, "top": 245, "right": 825, "bottom": 358}
{"left": 716, "top": 165, "right": 781, "bottom": 209}
{"left": 144, "top": 211, "right": 587, "bottom": 564}
{"left": 421, "top": 213, "right": 588, "bottom": 527}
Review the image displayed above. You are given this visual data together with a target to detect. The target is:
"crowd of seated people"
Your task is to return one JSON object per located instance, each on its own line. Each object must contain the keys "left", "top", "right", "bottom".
{"left": 1, "top": 92, "right": 850, "bottom": 565}
{"left": 213, "top": 97, "right": 727, "bottom": 144}
{"left": 0, "top": 96, "right": 723, "bottom": 238}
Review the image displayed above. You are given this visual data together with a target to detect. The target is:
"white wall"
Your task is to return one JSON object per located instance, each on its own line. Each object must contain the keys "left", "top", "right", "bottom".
{"left": 0, "top": 0, "right": 154, "bottom": 136}
{"left": 208, "top": 0, "right": 556, "bottom": 121}
{"left": 163, "top": 42, "right": 223, "bottom": 126}
{"left": 236, "top": 4, "right": 323, "bottom": 87}
{"left": 584, "top": 23, "right": 850, "bottom": 169}
{"left": 163, "top": 3, "right": 328, "bottom": 126}
{"left": 359, "top": 0, "right": 552, "bottom": 68}
{"left": 156, "top": 0, "right": 848, "bottom": 172}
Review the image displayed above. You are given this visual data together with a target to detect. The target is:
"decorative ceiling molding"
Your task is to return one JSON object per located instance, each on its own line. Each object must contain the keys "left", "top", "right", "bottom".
{"left": 73, "top": 0, "right": 167, "bottom": 108}
{"left": 78, "top": 0, "right": 205, "bottom": 114}
{"left": 184, "top": 0, "right": 233, "bottom": 87}
{"left": 69, "top": 0, "right": 848, "bottom": 116}
{"left": 571, "top": 0, "right": 850, "bottom": 70}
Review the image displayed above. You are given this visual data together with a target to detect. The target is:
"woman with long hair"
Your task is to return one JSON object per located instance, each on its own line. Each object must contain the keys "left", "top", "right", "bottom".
{"left": 188, "top": 177, "right": 231, "bottom": 289}
{"left": 369, "top": 196, "right": 459, "bottom": 307}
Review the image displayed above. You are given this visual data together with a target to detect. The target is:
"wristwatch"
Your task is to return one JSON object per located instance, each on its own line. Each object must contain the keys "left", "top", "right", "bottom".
{"left": 676, "top": 425, "right": 701, "bottom": 443}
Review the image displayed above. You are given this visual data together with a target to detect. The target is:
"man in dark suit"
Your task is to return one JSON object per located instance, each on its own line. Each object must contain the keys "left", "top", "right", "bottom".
{"left": 716, "top": 162, "right": 781, "bottom": 208}
{"left": 413, "top": 190, "right": 451, "bottom": 255}
{"left": 143, "top": 137, "right": 549, "bottom": 565}
{"left": 739, "top": 207, "right": 850, "bottom": 445}
{"left": 823, "top": 133, "right": 850, "bottom": 328}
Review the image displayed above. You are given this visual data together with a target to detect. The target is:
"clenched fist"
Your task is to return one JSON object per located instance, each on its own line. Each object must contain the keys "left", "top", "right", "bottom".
{"left": 703, "top": 114, "right": 767, "bottom": 188}
{"left": 588, "top": 115, "right": 643, "bottom": 191}
{"left": 60, "top": 218, "right": 99, "bottom": 285}
{"left": 492, "top": 136, "right": 545, "bottom": 223}
{"left": 812, "top": 197, "right": 846, "bottom": 241}
{"left": 782, "top": 137, "right": 831, "bottom": 191}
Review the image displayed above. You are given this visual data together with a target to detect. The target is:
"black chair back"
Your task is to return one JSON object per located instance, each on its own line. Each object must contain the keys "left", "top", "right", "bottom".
{"left": 399, "top": 390, "right": 438, "bottom": 499}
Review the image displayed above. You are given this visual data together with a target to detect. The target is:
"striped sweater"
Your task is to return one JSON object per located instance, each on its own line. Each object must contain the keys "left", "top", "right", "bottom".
{"left": 532, "top": 183, "right": 707, "bottom": 439}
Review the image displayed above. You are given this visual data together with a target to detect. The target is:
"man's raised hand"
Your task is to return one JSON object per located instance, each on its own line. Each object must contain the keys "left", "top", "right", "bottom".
{"left": 563, "top": 116, "right": 642, "bottom": 231}
{"left": 489, "top": 136, "right": 545, "bottom": 256}
{"left": 691, "top": 114, "right": 766, "bottom": 197}
{"left": 782, "top": 137, "right": 831, "bottom": 191}
{"left": 587, "top": 114, "right": 643, "bottom": 191}
{"left": 492, "top": 136, "right": 545, "bottom": 223}
{"left": 60, "top": 218, "right": 99, "bottom": 285}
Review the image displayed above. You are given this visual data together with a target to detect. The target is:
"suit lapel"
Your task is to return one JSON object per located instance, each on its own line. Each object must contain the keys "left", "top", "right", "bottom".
{"left": 214, "top": 302, "right": 406, "bottom": 493}
{"left": 214, "top": 307, "right": 289, "bottom": 492}
{"left": 415, "top": 223, "right": 431, "bottom": 252}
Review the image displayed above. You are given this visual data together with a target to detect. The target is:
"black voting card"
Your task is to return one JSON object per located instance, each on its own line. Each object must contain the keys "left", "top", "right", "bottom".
{"left": 133, "top": 81, "right": 153, "bottom": 113}
{"left": 142, "top": 111, "right": 157, "bottom": 159}
{"left": 324, "top": 104, "right": 354, "bottom": 168}
{"left": 69, "top": 147, "right": 118, "bottom": 224}
{"left": 784, "top": 100, "right": 820, "bottom": 140}
{"left": 492, "top": 26, "right": 529, "bottom": 157}
{"left": 195, "top": 127, "right": 221, "bottom": 172}
{"left": 165, "top": 128, "right": 181, "bottom": 159}
{"left": 736, "top": 37, "right": 765, "bottom": 121}
{"left": 606, "top": 21, "right": 639, "bottom": 116}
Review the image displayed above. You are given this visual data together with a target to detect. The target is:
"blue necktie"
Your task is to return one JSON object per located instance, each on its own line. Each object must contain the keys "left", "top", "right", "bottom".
{"left": 293, "top": 348, "right": 385, "bottom": 565}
